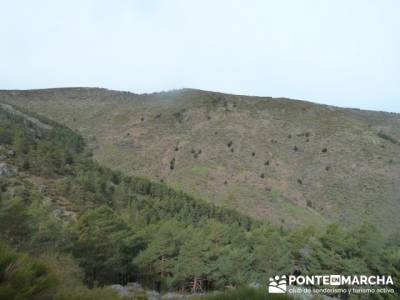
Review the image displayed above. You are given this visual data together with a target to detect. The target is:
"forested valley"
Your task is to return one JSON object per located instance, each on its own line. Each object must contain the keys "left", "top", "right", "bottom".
{"left": 0, "top": 103, "right": 399, "bottom": 299}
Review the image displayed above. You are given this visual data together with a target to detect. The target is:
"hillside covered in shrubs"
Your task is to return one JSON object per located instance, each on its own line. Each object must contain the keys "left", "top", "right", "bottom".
{"left": 3, "top": 88, "right": 400, "bottom": 232}
{"left": 0, "top": 103, "right": 399, "bottom": 299}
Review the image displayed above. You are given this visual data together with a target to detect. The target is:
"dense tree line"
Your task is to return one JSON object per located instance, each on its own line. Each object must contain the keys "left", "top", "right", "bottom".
{"left": 0, "top": 103, "right": 399, "bottom": 299}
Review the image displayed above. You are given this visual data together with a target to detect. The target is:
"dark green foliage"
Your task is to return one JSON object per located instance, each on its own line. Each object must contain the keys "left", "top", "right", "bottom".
{"left": 134, "top": 220, "right": 184, "bottom": 288}
{"left": 0, "top": 128, "right": 13, "bottom": 144}
{"left": 0, "top": 241, "right": 58, "bottom": 300}
{"left": 54, "top": 287, "right": 120, "bottom": 300}
{"left": 377, "top": 131, "right": 400, "bottom": 145}
{"left": 0, "top": 241, "right": 120, "bottom": 300}
{"left": 170, "top": 157, "right": 175, "bottom": 170}
{"left": 0, "top": 103, "right": 85, "bottom": 177}
{"left": 174, "top": 110, "right": 185, "bottom": 123}
{"left": 250, "top": 226, "right": 293, "bottom": 281}
{"left": 73, "top": 206, "right": 136, "bottom": 285}
{"left": 0, "top": 178, "right": 7, "bottom": 192}
{"left": 0, "top": 197, "right": 31, "bottom": 246}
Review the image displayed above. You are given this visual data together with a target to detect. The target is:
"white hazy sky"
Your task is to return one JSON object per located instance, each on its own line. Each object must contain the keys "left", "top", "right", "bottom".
{"left": 1, "top": 0, "right": 400, "bottom": 112}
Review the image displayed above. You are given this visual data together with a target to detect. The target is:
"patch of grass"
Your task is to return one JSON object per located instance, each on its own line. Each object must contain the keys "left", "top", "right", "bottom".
{"left": 190, "top": 164, "right": 209, "bottom": 176}
{"left": 280, "top": 202, "right": 326, "bottom": 227}
{"left": 112, "top": 114, "right": 130, "bottom": 126}
{"left": 269, "top": 189, "right": 281, "bottom": 202}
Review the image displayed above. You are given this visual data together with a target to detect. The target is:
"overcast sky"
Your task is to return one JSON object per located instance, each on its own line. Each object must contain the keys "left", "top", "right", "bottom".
{"left": 1, "top": 0, "right": 399, "bottom": 112}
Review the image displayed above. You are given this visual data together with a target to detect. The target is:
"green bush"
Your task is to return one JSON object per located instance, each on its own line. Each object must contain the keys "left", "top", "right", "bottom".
{"left": 0, "top": 241, "right": 58, "bottom": 300}
{"left": 55, "top": 287, "right": 120, "bottom": 300}
{"left": 377, "top": 131, "right": 400, "bottom": 145}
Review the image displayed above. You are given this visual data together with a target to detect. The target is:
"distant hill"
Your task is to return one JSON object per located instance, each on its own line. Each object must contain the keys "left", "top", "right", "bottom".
{"left": 2, "top": 87, "right": 400, "bottom": 232}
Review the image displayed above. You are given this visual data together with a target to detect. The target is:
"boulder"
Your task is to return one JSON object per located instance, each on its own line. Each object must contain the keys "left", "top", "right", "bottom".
{"left": 146, "top": 290, "right": 161, "bottom": 300}
{"left": 110, "top": 283, "right": 161, "bottom": 299}
{"left": 162, "top": 293, "right": 185, "bottom": 299}
{"left": 0, "top": 163, "right": 17, "bottom": 177}
{"left": 53, "top": 207, "right": 77, "bottom": 222}
{"left": 39, "top": 184, "right": 48, "bottom": 193}
{"left": 110, "top": 284, "right": 130, "bottom": 298}
{"left": 249, "top": 282, "right": 261, "bottom": 289}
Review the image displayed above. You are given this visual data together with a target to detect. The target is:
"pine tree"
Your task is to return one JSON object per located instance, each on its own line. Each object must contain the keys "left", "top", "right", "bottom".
{"left": 134, "top": 219, "right": 184, "bottom": 288}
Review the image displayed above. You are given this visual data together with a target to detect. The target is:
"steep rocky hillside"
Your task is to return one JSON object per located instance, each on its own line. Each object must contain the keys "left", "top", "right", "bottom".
{"left": 1, "top": 88, "right": 399, "bottom": 232}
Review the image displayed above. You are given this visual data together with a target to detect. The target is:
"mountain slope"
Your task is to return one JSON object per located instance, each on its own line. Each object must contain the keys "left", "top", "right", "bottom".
{"left": 1, "top": 88, "right": 399, "bottom": 232}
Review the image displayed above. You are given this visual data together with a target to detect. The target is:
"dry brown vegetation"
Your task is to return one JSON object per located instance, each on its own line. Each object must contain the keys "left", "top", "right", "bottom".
{"left": 2, "top": 87, "right": 400, "bottom": 232}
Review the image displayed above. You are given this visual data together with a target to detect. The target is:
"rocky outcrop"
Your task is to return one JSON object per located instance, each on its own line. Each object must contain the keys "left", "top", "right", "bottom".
{"left": 0, "top": 163, "right": 17, "bottom": 177}
{"left": 110, "top": 283, "right": 161, "bottom": 300}
{"left": 53, "top": 207, "right": 76, "bottom": 222}
{"left": 110, "top": 285, "right": 130, "bottom": 298}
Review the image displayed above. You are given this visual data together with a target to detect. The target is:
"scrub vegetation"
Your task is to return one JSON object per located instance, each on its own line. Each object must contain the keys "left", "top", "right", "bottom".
{"left": 2, "top": 88, "right": 400, "bottom": 233}
{"left": 0, "top": 102, "right": 400, "bottom": 299}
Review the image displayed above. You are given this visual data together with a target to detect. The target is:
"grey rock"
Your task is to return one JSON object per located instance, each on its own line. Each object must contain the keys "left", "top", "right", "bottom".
{"left": 249, "top": 282, "right": 261, "bottom": 289}
{"left": 39, "top": 184, "right": 48, "bottom": 193}
{"left": 110, "top": 284, "right": 130, "bottom": 297}
{"left": 53, "top": 207, "right": 76, "bottom": 221}
{"left": 0, "top": 163, "right": 17, "bottom": 177}
{"left": 110, "top": 283, "right": 161, "bottom": 299}
{"left": 6, "top": 150, "right": 15, "bottom": 157}
{"left": 0, "top": 154, "right": 6, "bottom": 161}
{"left": 146, "top": 290, "right": 161, "bottom": 300}
{"left": 162, "top": 293, "right": 185, "bottom": 300}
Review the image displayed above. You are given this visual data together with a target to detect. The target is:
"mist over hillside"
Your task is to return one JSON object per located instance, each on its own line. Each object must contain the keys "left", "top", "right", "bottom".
{"left": 1, "top": 87, "right": 400, "bottom": 233}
